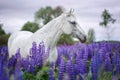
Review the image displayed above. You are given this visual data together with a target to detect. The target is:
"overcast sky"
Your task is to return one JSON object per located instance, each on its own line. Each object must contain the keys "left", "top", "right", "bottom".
{"left": 0, "top": 0, "right": 120, "bottom": 41}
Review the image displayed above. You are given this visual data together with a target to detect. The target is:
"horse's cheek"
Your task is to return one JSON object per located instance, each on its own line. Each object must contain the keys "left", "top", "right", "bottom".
{"left": 63, "top": 26, "right": 72, "bottom": 35}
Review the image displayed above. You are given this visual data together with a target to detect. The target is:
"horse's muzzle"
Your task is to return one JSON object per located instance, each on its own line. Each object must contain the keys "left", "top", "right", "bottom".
{"left": 77, "top": 35, "right": 86, "bottom": 43}
{"left": 80, "top": 36, "right": 86, "bottom": 43}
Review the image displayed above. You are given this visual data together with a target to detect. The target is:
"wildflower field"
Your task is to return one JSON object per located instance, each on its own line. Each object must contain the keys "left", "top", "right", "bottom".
{"left": 0, "top": 41, "right": 120, "bottom": 80}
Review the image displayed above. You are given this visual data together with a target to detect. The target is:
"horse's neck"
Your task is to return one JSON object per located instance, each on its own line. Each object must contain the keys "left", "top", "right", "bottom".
{"left": 31, "top": 17, "right": 63, "bottom": 48}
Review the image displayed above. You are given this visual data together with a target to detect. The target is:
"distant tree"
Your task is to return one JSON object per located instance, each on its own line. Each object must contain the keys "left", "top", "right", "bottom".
{"left": 0, "top": 24, "right": 5, "bottom": 35}
{"left": 34, "top": 6, "right": 63, "bottom": 25}
{"left": 52, "top": 6, "right": 63, "bottom": 18}
{"left": 21, "top": 21, "right": 39, "bottom": 33}
{"left": 87, "top": 28, "right": 95, "bottom": 43}
{"left": 34, "top": 6, "right": 75, "bottom": 45}
{"left": 0, "top": 23, "right": 10, "bottom": 46}
{"left": 0, "top": 34, "right": 10, "bottom": 46}
{"left": 99, "top": 9, "right": 116, "bottom": 41}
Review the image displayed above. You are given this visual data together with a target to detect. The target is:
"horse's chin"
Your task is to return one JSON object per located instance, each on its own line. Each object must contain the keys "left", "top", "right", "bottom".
{"left": 72, "top": 35, "right": 86, "bottom": 43}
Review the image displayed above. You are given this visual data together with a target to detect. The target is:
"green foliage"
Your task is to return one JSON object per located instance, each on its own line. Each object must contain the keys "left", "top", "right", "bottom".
{"left": 99, "top": 9, "right": 116, "bottom": 27}
{"left": 24, "top": 72, "right": 37, "bottom": 80}
{"left": 21, "top": 21, "right": 39, "bottom": 33}
{"left": 0, "top": 24, "right": 5, "bottom": 35}
{"left": 35, "top": 6, "right": 52, "bottom": 25}
{"left": 52, "top": 6, "right": 63, "bottom": 18}
{"left": 0, "top": 24, "right": 10, "bottom": 46}
{"left": 0, "top": 34, "right": 10, "bottom": 46}
{"left": 23, "top": 66, "right": 50, "bottom": 80}
{"left": 99, "top": 9, "right": 116, "bottom": 41}
{"left": 87, "top": 28, "right": 95, "bottom": 43}
{"left": 36, "top": 66, "right": 49, "bottom": 80}
{"left": 58, "top": 34, "right": 75, "bottom": 45}
{"left": 23, "top": 66, "right": 59, "bottom": 80}
{"left": 35, "top": 6, "right": 63, "bottom": 25}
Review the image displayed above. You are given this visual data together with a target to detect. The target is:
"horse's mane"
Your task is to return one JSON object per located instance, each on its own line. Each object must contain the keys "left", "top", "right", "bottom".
{"left": 36, "top": 15, "right": 64, "bottom": 34}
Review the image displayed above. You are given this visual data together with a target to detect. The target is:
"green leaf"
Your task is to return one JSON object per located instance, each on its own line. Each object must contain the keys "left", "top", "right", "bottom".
{"left": 36, "top": 66, "right": 50, "bottom": 80}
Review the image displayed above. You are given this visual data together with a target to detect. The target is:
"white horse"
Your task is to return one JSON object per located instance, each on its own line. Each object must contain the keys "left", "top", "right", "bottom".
{"left": 8, "top": 10, "right": 86, "bottom": 63}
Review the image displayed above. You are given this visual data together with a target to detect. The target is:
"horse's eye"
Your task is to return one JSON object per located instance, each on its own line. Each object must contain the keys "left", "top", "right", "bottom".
{"left": 69, "top": 21, "right": 76, "bottom": 25}
{"left": 67, "top": 14, "right": 71, "bottom": 17}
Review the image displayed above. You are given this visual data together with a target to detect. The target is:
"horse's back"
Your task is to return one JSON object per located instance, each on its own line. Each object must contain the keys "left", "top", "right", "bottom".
{"left": 8, "top": 31, "right": 33, "bottom": 57}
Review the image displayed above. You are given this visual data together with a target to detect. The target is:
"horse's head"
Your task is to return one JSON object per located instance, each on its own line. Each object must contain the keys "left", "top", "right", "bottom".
{"left": 61, "top": 9, "right": 86, "bottom": 43}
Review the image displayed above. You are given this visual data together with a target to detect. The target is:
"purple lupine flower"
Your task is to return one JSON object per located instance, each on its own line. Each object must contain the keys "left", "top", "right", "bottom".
{"left": 0, "top": 57, "right": 9, "bottom": 80}
{"left": 75, "top": 52, "right": 81, "bottom": 75}
{"left": 8, "top": 48, "right": 21, "bottom": 68}
{"left": 0, "top": 46, "right": 8, "bottom": 62}
{"left": 0, "top": 47, "right": 9, "bottom": 80}
{"left": 30, "top": 42, "right": 37, "bottom": 55}
{"left": 74, "top": 64, "right": 84, "bottom": 80}
{"left": 74, "top": 64, "right": 79, "bottom": 76}
{"left": 22, "top": 57, "right": 36, "bottom": 73}
{"left": 83, "top": 46, "right": 89, "bottom": 60}
{"left": 107, "top": 44, "right": 112, "bottom": 51}
{"left": 98, "top": 48, "right": 105, "bottom": 62}
{"left": 14, "top": 59, "right": 24, "bottom": 80}
{"left": 29, "top": 58, "right": 36, "bottom": 73}
{"left": 79, "top": 59, "right": 88, "bottom": 75}
{"left": 8, "top": 56, "right": 17, "bottom": 69}
{"left": 66, "top": 59, "right": 75, "bottom": 80}
{"left": 72, "top": 49, "right": 77, "bottom": 60}
{"left": 20, "top": 57, "right": 33, "bottom": 73}
{"left": 111, "top": 52, "right": 120, "bottom": 74}
{"left": 76, "top": 49, "right": 83, "bottom": 60}
{"left": 49, "top": 63, "right": 55, "bottom": 80}
{"left": 14, "top": 48, "right": 21, "bottom": 58}
{"left": 116, "top": 52, "right": 120, "bottom": 75}
{"left": 116, "top": 64, "right": 120, "bottom": 75}
{"left": 91, "top": 54, "right": 101, "bottom": 80}
{"left": 62, "top": 46, "right": 70, "bottom": 59}
{"left": 104, "top": 54, "right": 112, "bottom": 72}
{"left": 38, "top": 41, "right": 45, "bottom": 55}
{"left": 0, "top": 57, "right": 4, "bottom": 80}
{"left": 57, "top": 46, "right": 64, "bottom": 55}
{"left": 87, "top": 44, "right": 94, "bottom": 59}
{"left": 91, "top": 42, "right": 98, "bottom": 49}
{"left": 58, "top": 58, "right": 65, "bottom": 80}
{"left": 22, "top": 42, "right": 45, "bottom": 73}
{"left": 8, "top": 49, "right": 22, "bottom": 79}
{"left": 112, "top": 52, "right": 117, "bottom": 65}
{"left": 20, "top": 58, "right": 29, "bottom": 72}
{"left": 76, "top": 47, "right": 89, "bottom": 75}
{"left": 37, "top": 42, "right": 45, "bottom": 68}
{"left": 56, "top": 51, "right": 61, "bottom": 67}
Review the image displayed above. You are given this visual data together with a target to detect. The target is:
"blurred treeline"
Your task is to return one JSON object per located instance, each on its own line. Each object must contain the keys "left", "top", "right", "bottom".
{"left": 0, "top": 6, "right": 116, "bottom": 46}
{"left": 0, "top": 24, "right": 10, "bottom": 46}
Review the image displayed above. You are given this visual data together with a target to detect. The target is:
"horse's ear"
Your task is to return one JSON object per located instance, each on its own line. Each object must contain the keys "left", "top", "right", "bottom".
{"left": 69, "top": 8, "right": 74, "bottom": 14}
